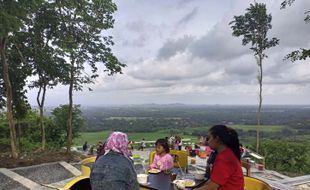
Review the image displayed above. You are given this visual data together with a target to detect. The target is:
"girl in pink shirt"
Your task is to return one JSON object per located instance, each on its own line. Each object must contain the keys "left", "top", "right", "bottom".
{"left": 150, "top": 138, "right": 174, "bottom": 171}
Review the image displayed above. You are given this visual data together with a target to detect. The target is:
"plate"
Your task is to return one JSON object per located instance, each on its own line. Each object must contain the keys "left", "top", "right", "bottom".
{"left": 173, "top": 179, "right": 196, "bottom": 187}
{"left": 148, "top": 169, "right": 161, "bottom": 174}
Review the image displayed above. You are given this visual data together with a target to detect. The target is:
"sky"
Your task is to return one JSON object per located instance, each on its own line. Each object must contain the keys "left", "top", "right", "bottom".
{"left": 26, "top": 0, "right": 310, "bottom": 106}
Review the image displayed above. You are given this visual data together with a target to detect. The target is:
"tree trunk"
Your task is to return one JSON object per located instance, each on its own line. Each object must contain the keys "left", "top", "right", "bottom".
{"left": 256, "top": 55, "right": 263, "bottom": 153}
{"left": 17, "top": 120, "right": 21, "bottom": 150}
{"left": 1, "top": 37, "right": 18, "bottom": 159}
{"left": 37, "top": 83, "right": 47, "bottom": 150}
{"left": 66, "top": 59, "right": 74, "bottom": 154}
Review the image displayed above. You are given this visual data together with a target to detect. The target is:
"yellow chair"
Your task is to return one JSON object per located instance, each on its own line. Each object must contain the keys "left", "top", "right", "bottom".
{"left": 148, "top": 150, "right": 188, "bottom": 170}
{"left": 62, "top": 176, "right": 91, "bottom": 190}
{"left": 81, "top": 156, "right": 96, "bottom": 177}
{"left": 244, "top": 176, "right": 272, "bottom": 190}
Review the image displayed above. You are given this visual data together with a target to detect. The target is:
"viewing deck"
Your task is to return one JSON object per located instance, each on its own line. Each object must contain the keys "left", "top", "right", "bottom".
{"left": 0, "top": 149, "right": 309, "bottom": 190}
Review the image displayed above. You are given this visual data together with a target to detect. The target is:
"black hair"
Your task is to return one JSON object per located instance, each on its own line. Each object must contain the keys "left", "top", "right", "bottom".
{"left": 209, "top": 125, "right": 241, "bottom": 160}
{"left": 155, "top": 138, "right": 170, "bottom": 153}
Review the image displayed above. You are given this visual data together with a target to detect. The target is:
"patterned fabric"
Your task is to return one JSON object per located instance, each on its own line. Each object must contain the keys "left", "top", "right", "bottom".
{"left": 104, "top": 131, "right": 130, "bottom": 157}
{"left": 150, "top": 153, "right": 174, "bottom": 171}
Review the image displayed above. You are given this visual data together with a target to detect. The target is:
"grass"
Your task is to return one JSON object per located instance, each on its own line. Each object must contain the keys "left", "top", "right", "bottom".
{"left": 74, "top": 130, "right": 194, "bottom": 146}
{"left": 186, "top": 125, "right": 285, "bottom": 132}
{"left": 75, "top": 124, "right": 286, "bottom": 146}
{"left": 231, "top": 125, "right": 285, "bottom": 132}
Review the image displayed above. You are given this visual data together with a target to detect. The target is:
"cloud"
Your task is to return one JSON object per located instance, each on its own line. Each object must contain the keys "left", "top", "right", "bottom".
{"left": 189, "top": 18, "right": 251, "bottom": 61}
{"left": 26, "top": 0, "right": 310, "bottom": 106}
{"left": 177, "top": 7, "right": 198, "bottom": 25}
{"left": 157, "top": 35, "right": 194, "bottom": 60}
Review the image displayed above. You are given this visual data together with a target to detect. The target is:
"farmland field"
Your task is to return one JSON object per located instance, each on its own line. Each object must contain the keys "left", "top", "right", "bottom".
{"left": 75, "top": 124, "right": 286, "bottom": 146}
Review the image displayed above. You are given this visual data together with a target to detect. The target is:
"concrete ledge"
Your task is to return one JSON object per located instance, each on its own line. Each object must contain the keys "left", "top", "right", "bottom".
{"left": 0, "top": 168, "right": 41, "bottom": 189}
{"left": 59, "top": 161, "right": 81, "bottom": 176}
{"left": 278, "top": 174, "right": 310, "bottom": 186}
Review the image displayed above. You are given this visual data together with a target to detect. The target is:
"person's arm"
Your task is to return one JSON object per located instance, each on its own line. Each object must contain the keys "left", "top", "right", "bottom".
{"left": 195, "top": 180, "right": 219, "bottom": 190}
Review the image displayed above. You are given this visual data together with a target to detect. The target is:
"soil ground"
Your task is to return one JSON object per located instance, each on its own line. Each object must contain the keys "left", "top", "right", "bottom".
{"left": 0, "top": 143, "right": 87, "bottom": 168}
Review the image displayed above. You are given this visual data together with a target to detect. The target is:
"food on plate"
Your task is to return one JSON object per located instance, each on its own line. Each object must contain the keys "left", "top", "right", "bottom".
{"left": 148, "top": 169, "right": 161, "bottom": 173}
{"left": 185, "top": 179, "right": 195, "bottom": 186}
{"left": 173, "top": 179, "right": 195, "bottom": 187}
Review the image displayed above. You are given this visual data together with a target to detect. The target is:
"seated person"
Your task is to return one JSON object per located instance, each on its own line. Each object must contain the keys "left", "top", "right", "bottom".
{"left": 150, "top": 138, "right": 174, "bottom": 171}
{"left": 90, "top": 132, "right": 139, "bottom": 190}
{"left": 205, "top": 145, "right": 213, "bottom": 156}
{"left": 196, "top": 125, "right": 244, "bottom": 190}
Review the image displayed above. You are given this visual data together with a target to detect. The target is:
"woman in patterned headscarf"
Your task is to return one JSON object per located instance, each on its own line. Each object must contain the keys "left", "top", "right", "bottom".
{"left": 90, "top": 132, "right": 139, "bottom": 190}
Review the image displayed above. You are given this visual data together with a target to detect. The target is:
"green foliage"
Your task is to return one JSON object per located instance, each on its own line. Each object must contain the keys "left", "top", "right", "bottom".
{"left": 0, "top": 107, "right": 84, "bottom": 151}
{"left": 285, "top": 48, "right": 310, "bottom": 62}
{"left": 0, "top": 0, "right": 42, "bottom": 37}
{"left": 50, "top": 0, "right": 125, "bottom": 90}
{"left": 50, "top": 105, "right": 84, "bottom": 147}
{"left": 281, "top": 0, "right": 310, "bottom": 61}
{"left": 230, "top": 3, "right": 279, "bottom": 57}
{"left": 280, "top": 0, "right": 295, "bottom": 9}
{"left": 260, "top": 140, "right": 310, "bottom": 174}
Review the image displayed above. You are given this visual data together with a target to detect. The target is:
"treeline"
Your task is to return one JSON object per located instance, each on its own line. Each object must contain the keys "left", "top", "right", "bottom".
{"left": 0, "top": 0, "right": 122, "bottom": 158}
{"left": 0, "top": 105, "right": 83, "bottom": 152}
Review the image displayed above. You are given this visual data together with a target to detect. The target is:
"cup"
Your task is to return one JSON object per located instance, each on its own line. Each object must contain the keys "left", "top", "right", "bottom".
{"left": 137, "top": 174, "right": 148, "bottom": 184}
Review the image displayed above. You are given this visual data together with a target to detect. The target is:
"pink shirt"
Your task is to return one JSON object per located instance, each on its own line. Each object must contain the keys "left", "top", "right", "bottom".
{"left": 150, "top": 153, "right": 174, "bottom": 171}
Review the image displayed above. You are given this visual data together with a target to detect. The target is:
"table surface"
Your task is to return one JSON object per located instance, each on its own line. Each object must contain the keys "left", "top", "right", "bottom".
{"left": 140, "top": 171, "right": 206, "bottom": 190}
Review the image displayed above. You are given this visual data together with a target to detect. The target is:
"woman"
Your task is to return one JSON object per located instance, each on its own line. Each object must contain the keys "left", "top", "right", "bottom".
{"left": 196, "top": 125, "right": 244, "bottom": 190}
{"left": 90, "top": 132, "right": 139, "bottom": 190}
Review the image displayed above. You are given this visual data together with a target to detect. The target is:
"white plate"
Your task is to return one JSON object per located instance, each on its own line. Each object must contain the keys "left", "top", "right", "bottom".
{"left": 172, "top": 179, "right": 196, "bottom": 187}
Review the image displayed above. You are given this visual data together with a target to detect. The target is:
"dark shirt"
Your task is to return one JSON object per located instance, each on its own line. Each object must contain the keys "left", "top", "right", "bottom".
{"left": 90, "top": 151, "right": 139, "bottom": 190}
{"left": 205, "top": 150, "right": 217, "bottom": 178}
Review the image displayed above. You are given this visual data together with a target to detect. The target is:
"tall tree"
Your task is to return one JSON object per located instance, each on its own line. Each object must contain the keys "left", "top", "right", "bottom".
{"left": 230, "top": 3, "right": 279, "bottom": 152}
{"left": 27, "top": 2, "right": 68, "bottom": 150}
{"left": 281, "top": 0, "right": 310, "bottom": 62}
{"left": 0, "top": 0, "right": 42, "bottom": 158}
{"left": 8, "top": 34, "right": 32, "bottom": 149}
{"left": 53, "top": 0, "right": 125, "bottom": 153}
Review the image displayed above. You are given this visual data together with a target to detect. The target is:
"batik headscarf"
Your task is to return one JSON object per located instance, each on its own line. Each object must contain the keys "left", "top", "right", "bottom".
{"left": 104, "top": 132, "right": 130, "bottom": 157}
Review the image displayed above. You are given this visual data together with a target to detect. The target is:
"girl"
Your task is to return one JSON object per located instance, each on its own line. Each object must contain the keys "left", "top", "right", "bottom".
{"left": 150, "top": 138, "right": 174, "bottom": 171}
{"left": 196, "top": 125, "right": 244, "bottom": 190}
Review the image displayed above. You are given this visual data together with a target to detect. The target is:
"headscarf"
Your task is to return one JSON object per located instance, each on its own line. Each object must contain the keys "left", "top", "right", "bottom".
{"left": 104, "top": 132, "right": 130, "bottom": 157}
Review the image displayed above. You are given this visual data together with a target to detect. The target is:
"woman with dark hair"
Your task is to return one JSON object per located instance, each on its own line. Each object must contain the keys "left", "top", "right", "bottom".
{"left": 149, "top": 138, "right": 174, "bottom": 171}
{"left": 196, "top": 125, "right": 244, "bottom": 190}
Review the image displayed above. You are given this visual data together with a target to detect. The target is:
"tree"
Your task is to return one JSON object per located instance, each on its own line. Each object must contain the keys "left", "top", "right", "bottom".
{"left": 27, "top": 2, "right": 68, "bottom": 150}
{"left": 260, "top": 140, "right": 310, "bottom": 174}
{"left": 0, "top": 0, "right": 42, "bottom": 158}
{"left": 281, "top": 0, "right": 310, "bottom": 62}
{"left": 52, "top": 0, "right": 125, "bottom": 153}
{"left": 230, "top": 3, "right": 279, "bottom": 152}
{"left": 50, "top": 105, "right": 84, "bottom": 148}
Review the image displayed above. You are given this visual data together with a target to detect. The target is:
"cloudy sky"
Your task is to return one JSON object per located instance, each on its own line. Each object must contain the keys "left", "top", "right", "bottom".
{"left": 27, "top": 0, "right": 310, "bottom": 106}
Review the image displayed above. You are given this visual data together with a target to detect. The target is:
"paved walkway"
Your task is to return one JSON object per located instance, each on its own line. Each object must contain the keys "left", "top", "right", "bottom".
{"left": 0, "top": 149, "right": 309, "bottom": 190}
